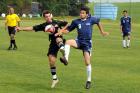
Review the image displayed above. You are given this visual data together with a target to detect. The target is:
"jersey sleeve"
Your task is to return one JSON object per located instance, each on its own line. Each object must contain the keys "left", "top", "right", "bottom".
{"left": 120, "top": 17, "right": 123, "bottom": 26}
{"left": 67, "top": 20, "right": 77, "bottom": 32}
{"left": 15, "top": 14, "right": 21, "bottom": 22}
{"left": 57, "top": 20, "right": 68, "bottom": 28}
{"left": 129, "top": 17, "right": 131, "bottom": 25}
{"left": 33, "top": 23, "right": 46, "bottom": 32}
{"left": 91, "top": 16, "right": 100, "bottom": 25}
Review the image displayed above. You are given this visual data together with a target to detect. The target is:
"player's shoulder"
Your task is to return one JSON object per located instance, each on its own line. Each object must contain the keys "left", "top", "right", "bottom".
{"left": 120, "top": 16, "right": 124, "bottom": 19}
{"left": 127, "top": 16, "right": 131, "bottom": 19}
{"left": 72, "top": 18, "right": 81, "bottom": 23}
{"left": 6, "top": 14, "right": 10, "bottom": 18}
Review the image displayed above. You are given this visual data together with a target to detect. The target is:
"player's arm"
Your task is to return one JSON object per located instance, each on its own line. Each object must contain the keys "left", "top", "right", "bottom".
{"left": 55, "top": 20, "right": 76, "bottom": 36}
{"left": 16, "top": 15, "right": 21, "bottom": 27}
{"left": 120, "top": 18, "right": 123, "bottom": 33}
{"left": 55, "top": 25, "right": 69, "bottom": 36}
{"left": 16, "top": 26, "right": 34, "bottom": 32}
{"left": 5, "top": 16, "right": 8, "bottom": 30}
{"left": 97, "top": 22, "right": 109, "bottom": 36}
{"left": 16, "top": 23, "right": 45, "bottom": 32}
{"left": 130, "top": 17, "right": 132, "bottom": 32}
{"left": 17, "top": 21, "right": 20, "bottom": 27}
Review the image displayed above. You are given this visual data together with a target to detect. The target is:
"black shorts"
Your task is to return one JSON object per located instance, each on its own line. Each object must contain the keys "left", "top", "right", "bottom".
{"left": 47, "top": 37, "right": 66, "bottom": 57}
{"left": 47, "top": 42, "right": 59, "bottom": 57}
{"left": 8, "top": 26, "right": 16, "bottom": 36}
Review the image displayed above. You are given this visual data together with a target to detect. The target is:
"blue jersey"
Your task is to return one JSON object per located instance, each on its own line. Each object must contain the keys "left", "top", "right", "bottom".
{"left": 120, "top": 16, "right": 131, "bottom": 32}
{"left": 67, "top": 16, "right": 100, "bottom": 40}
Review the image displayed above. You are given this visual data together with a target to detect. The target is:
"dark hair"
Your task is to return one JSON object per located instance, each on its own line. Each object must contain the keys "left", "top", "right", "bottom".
{"left": 43, "top": 10, "right": 51, "bottom": 17}
{"left": 80, "top": 6, "right": 90, "bottom": 14}
{"left": 123, "top": 10, "right": 128, "bottom": 13}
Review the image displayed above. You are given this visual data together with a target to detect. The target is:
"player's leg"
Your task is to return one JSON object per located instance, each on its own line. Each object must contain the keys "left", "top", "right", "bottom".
{"left": 83, "top": 50, "right": 92, "bottom": 89}
{"left": 10, "top": 34, "right": 17, "bottom": 50}
{"left": 48, "top": 54, "right": 59, "bottom": 88}
{"left": 7, "top": 27, "right": 13, "bottom": 50}
{"left": 10, "top": 27, "right": 17, "bottom": 50}
{"left": 56, "top": 37, "right": 65, "bottom": 55}
{"left": 127, "top": 33, "right": 131, "bottom": 48}
{"left": 60, "top": 39, "right": 78, "bottom": 65}
{"left": 47, "top": 43, "right": 59, "bottom": 88}
{"left": 122, "top": 33, "right": 126, "bottom": 48}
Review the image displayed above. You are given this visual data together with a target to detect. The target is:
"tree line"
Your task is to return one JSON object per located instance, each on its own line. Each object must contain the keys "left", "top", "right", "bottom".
{"left": 0, "top": 0, "right": 88, "bottom": 16}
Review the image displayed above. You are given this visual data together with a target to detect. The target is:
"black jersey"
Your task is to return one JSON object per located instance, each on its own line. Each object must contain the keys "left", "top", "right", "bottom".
{"left": 33, "top": 19, "right": 68, "bottom": 42}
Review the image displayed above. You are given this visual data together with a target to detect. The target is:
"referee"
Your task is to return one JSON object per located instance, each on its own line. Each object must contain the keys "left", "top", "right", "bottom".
{"left": 5, "top": 7, "right": 21, "bottom": 50}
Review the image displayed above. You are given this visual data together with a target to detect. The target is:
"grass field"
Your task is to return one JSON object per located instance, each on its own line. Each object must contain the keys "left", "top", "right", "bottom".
{"left": 0, "top": 3, "right": 140, "bottom": 93}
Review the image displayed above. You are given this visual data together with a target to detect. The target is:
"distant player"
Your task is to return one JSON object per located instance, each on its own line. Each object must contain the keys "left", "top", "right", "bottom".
{"left": 5, "top": 7, "right": 21, "bottom": 50}
{"left": 56, "top": 6, "right": 109, "bottom": 89}
{"left": 16, "top": 10, "right": 68, "bottom": 88}
{"left": 120, "top": 10, "right": 131, "bottom": 48}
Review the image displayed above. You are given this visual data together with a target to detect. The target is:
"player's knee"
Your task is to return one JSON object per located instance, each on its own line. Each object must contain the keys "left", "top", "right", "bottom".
{"left": 65, "top": 40, "right": 72, "bottom": 45}
{"left": 56, "top": 38, "right": 63, "bottom": 44}
{"left": 10, "top": 35, "right": 15, "bottom": 40}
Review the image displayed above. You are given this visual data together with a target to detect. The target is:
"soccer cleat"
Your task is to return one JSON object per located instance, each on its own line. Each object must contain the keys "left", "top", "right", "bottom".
{"left": 85, "top": 81, "right": 91, "bottom": 89}
{"left": 60, "top": 57, "right": 68, "bottom": 66}
{"left": 127, "top": 46, "right": 130, "bottom": 48}
{"left": 8, "top": 46, "right": 12, "bottom": 50}
{"left": 51, "top": 79, "right": 59, "bottom": 88}
{"left": 13, "top": 46, "right": 18, "bottom": 50}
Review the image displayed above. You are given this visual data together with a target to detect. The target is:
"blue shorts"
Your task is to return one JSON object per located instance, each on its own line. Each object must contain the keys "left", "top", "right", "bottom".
{"left": 76, "top": 39, "right": 92, "bottom": 54}
{"left": 122, "top": 31, "right": 130, "bottom": 37}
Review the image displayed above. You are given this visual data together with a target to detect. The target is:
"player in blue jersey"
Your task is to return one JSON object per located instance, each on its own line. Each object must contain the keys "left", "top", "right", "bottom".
{"left": 120, "top": 10, "right": 131, "bottom": 48}
{"left": 56, "top": 6, "right": 109, "bottom": 89}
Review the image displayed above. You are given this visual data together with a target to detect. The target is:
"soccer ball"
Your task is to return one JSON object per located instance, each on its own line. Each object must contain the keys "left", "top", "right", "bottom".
{"left": 45, "top": 25, "right": 55, "bottom": 34}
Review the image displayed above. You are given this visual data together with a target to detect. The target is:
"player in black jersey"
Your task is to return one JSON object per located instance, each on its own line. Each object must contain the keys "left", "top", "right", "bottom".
{"left": 16, "top": 10, "right": 68, "bottom": 88}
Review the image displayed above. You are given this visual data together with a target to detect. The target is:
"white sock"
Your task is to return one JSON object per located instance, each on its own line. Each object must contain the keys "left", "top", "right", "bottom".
{"left": 122, "top": 40, "right": 126, "bottom": 47}
{"left": 52, "top": 75, "right": 57, "bottom": 80}
{"left": 127, "top": 40, "right": 130, "bottom": 47}
{"left": 64, "top": 44, "right": 70, "bottom": 61}
{"left": 86, "top": 64, "right": 92, "bottom": 82}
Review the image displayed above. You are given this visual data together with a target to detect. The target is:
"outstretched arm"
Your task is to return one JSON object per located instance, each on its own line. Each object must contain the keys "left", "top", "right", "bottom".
{"left": 97, "top": 22, "right": 109, "bottom": 36}
{"left": 16, "top": 26, "right": 34, "bottom": 32}
{"left": 55, "top": 24, "right": 69, "bottom": 36}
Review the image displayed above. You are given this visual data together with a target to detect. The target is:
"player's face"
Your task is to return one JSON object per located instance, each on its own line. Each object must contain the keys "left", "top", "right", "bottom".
{"left": 123, "top": 12, "right": 128, "bottom": 17}
{"left": 44, "top": 13, "right": 53, "bottom": 22}
{"left": 80, "top": 10, "right": 88, "bottom": 19}
{"left": 9, "top": 8, "right": 14, "bottom": 14}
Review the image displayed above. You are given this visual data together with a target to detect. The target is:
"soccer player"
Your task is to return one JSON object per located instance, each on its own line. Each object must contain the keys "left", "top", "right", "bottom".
{"left": 5, "top": 7, "right": 21, "bottom": 50}
{"left": 16, "top": 10, "right": 68, "bottom": 88}
{"left": 56, "top": 6, "right": 109, "bottom": 89}
{"left": 120, "top": 10, "right": 131, "bottom": 48}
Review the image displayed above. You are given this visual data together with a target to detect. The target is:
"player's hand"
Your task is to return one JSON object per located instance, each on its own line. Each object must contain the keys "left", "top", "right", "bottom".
{"left": 15, "top": 26, "right": 20, "bottom": 32}
{"left": 102, "top": 32, "right": 109, "bottom": 36}
{"left": 55, "top": 30, "right": 63, "bottom": 36}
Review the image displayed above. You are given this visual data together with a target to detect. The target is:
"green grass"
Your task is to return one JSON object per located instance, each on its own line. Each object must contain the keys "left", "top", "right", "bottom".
{"left": 0, "top": 3, "right": 140, "bottom": 93}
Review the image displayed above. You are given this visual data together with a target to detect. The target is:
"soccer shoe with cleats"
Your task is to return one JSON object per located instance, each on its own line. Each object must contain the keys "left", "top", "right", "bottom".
{"left": 60, "top": 57, "right": 68, "bottom": 66}
{"left": 8, "top": 46, "right": 12, "bottom": 50}
{"left": 51, "top": 79, "right": 59, "bottom": 88}
{"left": 85, "top": 81, "right": 91, "bottom": 89}
{"left": 13, "top": 46, "right": 18, "bottom": 50}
